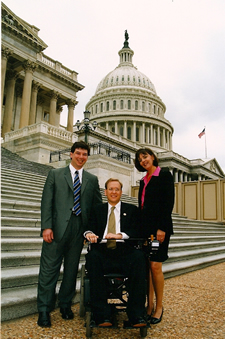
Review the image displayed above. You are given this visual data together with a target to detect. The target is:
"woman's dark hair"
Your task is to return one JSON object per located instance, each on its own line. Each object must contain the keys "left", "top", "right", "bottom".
{"left": 70, "top": 141, "right": 90, "bottom": 155}
{"left": 134, "top": 148, "right": 158, "bottom": 172}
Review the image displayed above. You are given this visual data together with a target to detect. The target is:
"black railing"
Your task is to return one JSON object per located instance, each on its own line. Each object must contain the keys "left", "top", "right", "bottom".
{"left": 49, "top": 141, "right": 131, "bottom": 164}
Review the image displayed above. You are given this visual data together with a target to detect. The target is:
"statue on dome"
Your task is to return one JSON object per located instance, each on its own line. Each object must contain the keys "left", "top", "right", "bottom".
{"left": 123, "top": 30, "right": 129, "bottom": 48}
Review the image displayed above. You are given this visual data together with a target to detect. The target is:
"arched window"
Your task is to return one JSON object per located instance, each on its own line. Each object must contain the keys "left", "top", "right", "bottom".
{"left": 95, "top": 105, "right": 98, "bottom": 114}
{"left": 101, "top": 103, "right": 103, "bottom": 112}
{"left": 142, "top": 101, "right": 145, "bottom": 111}
{"left": 128, "top": 100, "right": 131, "bottom": 109}
{"left": 106, "top": 101, "right": 109, "bottom": 111}
{"left": 113, "top": 100, "right": 116, "bottom": 110}
{"left": 120, "top": 100, "right": 124, "bottom": 109}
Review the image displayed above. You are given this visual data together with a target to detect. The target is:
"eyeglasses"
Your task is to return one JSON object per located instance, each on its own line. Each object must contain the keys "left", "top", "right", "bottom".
{"left": 108, "top": 188, "right": 121, "bottom": 192}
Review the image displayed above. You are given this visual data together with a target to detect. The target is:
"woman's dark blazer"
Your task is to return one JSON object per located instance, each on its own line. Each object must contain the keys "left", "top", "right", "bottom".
{"left": 138, "top": 167, "right": 174, "bottom": 239}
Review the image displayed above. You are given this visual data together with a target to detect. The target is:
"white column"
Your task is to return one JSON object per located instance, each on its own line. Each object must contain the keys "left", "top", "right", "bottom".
{"left": 67, "top": 100, "right": 76, "bottom": 132}
{"left": 49, "top": 91, "right": 59, "bottom": 126}
{"left": 19, "top": 61, "right": 36, "bottom": 128}
{"left": 1, "top": 47, "right": 13, "bottom": 106}
{"left": 151, "top": 125, "right": 154, "bottom": 144}
{"left": 163, "top": 128, "right": 166, "bottom": 148}
{"left": 29, "top": 81, "right": 40, "bottom": 125}
{"left": 157, "top": 126, "right": 160, "bottom": 146}
{"left": 146, "top": 126, "right": 150, "bottom": 144}
{"left": 142, "top": 122, "right": 145, "bottom": 144}
{"left": 124, "top": 120, "right": 127, "bottom": 138}
{"left": 115, "top": 121, "right": 118, "bottom": 134}
{"left": 2, "top": 70, "right": 18, "bottom": 137}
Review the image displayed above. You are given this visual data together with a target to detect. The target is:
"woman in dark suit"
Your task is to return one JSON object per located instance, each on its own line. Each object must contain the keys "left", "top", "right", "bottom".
{"left": 134, "top": 148, "right": 174, "bottom": 324}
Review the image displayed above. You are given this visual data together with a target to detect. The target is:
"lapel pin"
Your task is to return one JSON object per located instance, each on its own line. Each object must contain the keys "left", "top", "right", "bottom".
{"left": 123, "top": 213, "right": 127, "bottom": 216}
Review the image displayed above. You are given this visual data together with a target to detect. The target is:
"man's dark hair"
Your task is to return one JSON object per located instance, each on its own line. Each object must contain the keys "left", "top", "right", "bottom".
{"left": 134, "top": 148, "right": 159, "bottom": 172}
{"left": 70, "top": 141, "right": 90, "bottom": 155}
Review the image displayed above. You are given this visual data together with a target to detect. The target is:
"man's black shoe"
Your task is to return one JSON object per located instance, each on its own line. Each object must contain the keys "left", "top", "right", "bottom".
{"left": 130, "top": 316, "right": 147, "bottom": 328}
{"left": 60, "top": 307, "right": 74, "bottom": 319}
{"left": 37, "top": 312, "right": 51, "bottom": 327}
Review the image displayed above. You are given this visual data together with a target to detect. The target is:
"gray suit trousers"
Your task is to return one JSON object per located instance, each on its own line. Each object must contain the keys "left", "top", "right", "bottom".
{"left": 37, "top": 213, "right": 83, "bottom": 312}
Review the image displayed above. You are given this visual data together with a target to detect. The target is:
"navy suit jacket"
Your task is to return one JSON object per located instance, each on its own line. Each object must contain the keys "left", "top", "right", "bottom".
{"left": 88, "top": 202, "right": 140, "bottom": 241}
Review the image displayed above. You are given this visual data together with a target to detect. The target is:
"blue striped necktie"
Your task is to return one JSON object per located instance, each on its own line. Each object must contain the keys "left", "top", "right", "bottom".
{"left": 72, "top": 170, "right": 81, "bottom": 216}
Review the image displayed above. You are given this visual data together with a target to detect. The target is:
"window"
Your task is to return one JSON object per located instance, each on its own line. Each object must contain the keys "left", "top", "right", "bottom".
{"left": 136, "top": 127, "right": 139, "bottom": 142}
{"left": 43, "top": 112, "right": 49, "bottom": 122}
{"left": 120, "top": 100, "right": 124, "bottom": 109}
{"left": 127, "top": 126, "right": 131, "bottom": 140}
{"left": 135, "top": 100, "right": 138, "bottom": 110}
{"left": 113, "top": 100, "right": 116, "bottom": 110}
{"left": 106, "top": 101, "right": 109, "bottom": 111}
{"left": 128, "top": 100, "right": 131, "bottom": 109}
{"left": 122, "top": 75, "right": 124, "bottom": 81}
{"left": 101, "top": 103, "right": 103, "bottom": 112}
{"left": 119, "top": 126, "right": 123, "bottom": 136}
{"left": 95, "top": 105, "right": 98, "bottom": 114}
{"left": 142, "top": 101, "right": 145, "bottom": 111}
{"left": 128, "top": 75, "right": 130, "bottom": 82}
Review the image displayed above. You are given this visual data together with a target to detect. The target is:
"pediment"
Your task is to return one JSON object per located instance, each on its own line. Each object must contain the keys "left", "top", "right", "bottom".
{"left": 203, "top": 158, "right": 224, "bottom": 176}
{"left": 2, "top": 2, "right": 48, "bottom": 51}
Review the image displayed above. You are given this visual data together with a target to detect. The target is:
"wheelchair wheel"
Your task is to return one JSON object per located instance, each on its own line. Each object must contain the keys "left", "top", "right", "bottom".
{"left": 140, "top": 326, "right": 148, "bottom": 338}
{"left": 86, "top": 311, "right": 92, "bottom": 338}
{"left": 79, "top": 264, "right": 86, "bottom": 317}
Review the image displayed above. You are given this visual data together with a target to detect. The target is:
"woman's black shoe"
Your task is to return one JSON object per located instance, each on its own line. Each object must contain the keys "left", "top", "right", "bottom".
{"left": 150, "top": 308, "right": 163, "bottom": 324}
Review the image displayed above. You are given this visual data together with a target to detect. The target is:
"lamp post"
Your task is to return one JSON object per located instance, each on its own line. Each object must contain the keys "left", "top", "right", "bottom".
{"left": 75, "top": 110, "right": 97, "bottom": 143}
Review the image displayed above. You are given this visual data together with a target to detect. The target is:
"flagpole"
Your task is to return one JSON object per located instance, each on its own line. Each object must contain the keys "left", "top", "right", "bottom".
{"left": 204, "top": 126, "right": 207, "bottom": 159}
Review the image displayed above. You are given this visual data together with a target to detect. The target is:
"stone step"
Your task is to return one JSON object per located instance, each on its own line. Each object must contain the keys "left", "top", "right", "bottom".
{"left": 1, "top": 226, "right": 41, "bottom": 237}
{"left": 1, "top": 193, "right": 42, "bottom": 203}
{"left": 1, "top": 238, "right": 43, "bottom": 251}
{"left": 1, "top": 199, "right": 40, "bottom": 211}
{"left": 167, "top": 245, "right": 225, "bottom": 262}
{"left": 1, "top": 251, "right": 41, "bottom": 267}
{"left": 1, "top": 261, "right": 85, "bottom": 289}
{"left": 1, "top": 248, "right": 87, "bottom": 268}
{"left": 1, "top": 217, "right": 41, "bottom": 227}
{"left": 169, "top": 235, "right": 225, "bottom": 243}
{"left": 1, "top": 209, "right": 41, "bottom": 219}
{"left": 163, "top": 253, "right": 225, "bottom": 279}
{"left": 1, "top": 173, "right": 46, "bottom": 184}
{"left": 1, "top": 186, "right": 43, "bottom": 195}
{"left": 0, "top": 280, "right": 80, "bottom": 322}
{"left": 169, "top": 239, "right": 225, "bottom": 251}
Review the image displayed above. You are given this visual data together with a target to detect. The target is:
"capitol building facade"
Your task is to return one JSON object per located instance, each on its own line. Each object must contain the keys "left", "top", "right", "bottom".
{"left": 1, "top": 2, "right": 224, "bottom": 197}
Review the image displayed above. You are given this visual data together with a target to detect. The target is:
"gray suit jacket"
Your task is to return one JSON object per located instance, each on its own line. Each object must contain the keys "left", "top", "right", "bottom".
{"left": 41, "top": 166, "right": 102, "bottom": 242}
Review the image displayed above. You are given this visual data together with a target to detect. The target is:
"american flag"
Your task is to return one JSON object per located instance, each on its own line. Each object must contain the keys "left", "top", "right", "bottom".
{"left": 198, "top": 128, "right": 205, "bottom": 138}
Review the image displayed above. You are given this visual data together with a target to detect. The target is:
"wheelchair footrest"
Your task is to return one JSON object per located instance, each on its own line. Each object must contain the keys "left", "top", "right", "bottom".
{"left": 123, "top": 320, "right": 150, "bottom": 329}
{"left": 88, "top": 319, "right": 118, "bottom": 329}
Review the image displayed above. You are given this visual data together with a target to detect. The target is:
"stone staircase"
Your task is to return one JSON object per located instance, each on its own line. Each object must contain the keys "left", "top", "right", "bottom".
{"left": 1, "top": 148, "right": 225, "bottom": 322}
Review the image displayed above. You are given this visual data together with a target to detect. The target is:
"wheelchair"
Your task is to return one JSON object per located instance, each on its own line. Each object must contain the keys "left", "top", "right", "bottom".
{"left": 79, "top": 237, "right": 159, "bottom": 338}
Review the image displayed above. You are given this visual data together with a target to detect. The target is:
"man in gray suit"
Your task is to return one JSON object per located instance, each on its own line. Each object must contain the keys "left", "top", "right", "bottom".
{"left": 37, "top": 141, "right": 102, "bottom": 327}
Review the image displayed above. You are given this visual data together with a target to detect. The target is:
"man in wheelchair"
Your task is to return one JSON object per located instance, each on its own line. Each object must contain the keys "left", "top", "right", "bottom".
{"left": 84, "top": 178, "right": 147, "bottom": 328}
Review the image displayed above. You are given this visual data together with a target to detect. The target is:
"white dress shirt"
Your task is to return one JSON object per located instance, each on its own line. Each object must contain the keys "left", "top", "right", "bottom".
{"left": 69, "top": 164, "right": 83, "bottom": 184}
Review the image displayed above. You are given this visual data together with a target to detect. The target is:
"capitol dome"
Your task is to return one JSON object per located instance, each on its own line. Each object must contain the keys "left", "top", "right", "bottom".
{"left": 95, "top": 59, "right": 157, "bottom": 96}
{"left": 86, "top": 31, "right": 173, "bottom": 153}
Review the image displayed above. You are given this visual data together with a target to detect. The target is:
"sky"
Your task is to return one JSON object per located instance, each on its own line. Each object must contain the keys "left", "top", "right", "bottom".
{"left": 4, "top": 0, "right": 225, "bottom": 173}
